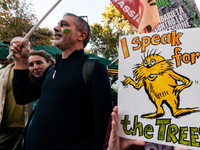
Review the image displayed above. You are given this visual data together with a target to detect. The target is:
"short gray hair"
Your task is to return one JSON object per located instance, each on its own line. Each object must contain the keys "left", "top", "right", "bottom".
{"left": 63, "top": 13, "right": 91, "bottom": 48}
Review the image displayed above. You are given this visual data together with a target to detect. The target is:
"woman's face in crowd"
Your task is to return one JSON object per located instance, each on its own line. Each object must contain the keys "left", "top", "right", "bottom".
{"left": 29, "top": 55, "right": 51, "bottom": 78}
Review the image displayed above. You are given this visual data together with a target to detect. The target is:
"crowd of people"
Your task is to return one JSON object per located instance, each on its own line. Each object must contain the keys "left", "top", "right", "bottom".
{"left": 0, "top": 12, "right": 190, "bottom": 150}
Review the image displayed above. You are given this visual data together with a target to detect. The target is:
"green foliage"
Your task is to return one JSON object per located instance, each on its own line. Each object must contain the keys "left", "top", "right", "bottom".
{"left": 0, "top": 0, "right": 17, "bottom": 10}
{"left": 30, "top": 27, "right": 53, "bottom": 46}
{"left": 0, "top": 0, "right": 53, "bottom": 46}
{"left": 90, "top": 2, "right": 134, "bottom": 60}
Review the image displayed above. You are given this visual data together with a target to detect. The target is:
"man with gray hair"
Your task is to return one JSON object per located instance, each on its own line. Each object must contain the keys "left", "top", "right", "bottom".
{"left": 10, "top": 13, "right": 112, "bottom": 149}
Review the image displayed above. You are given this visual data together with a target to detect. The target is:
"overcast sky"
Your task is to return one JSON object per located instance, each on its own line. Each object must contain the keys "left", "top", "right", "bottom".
{"left": 30, "top": 0, "right": 200, "bottom": 49}
{"left": 31, "top": 0, "right": 200, "bottom": 29}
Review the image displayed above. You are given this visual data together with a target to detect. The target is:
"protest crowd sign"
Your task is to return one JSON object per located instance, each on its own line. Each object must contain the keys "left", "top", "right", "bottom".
{"left": 154, "top": 0, "right": 200, "bottom": 32}
{"left": 110, "top": 0, "right": 200, "bottom": 149}
{"left": 118, "top": 28, "right": 200, "bottom": 149}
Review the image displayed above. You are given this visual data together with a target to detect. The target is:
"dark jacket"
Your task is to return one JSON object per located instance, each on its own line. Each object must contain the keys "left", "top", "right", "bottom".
{"left": 12, "top": 49, "right": 112, "bottom": 150}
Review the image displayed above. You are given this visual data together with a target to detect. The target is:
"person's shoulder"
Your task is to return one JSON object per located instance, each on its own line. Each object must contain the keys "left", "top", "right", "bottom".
{"left": 0, "top": 62, "right": 14, "bottom": 75}
{"left": 83, "top": 57, "right": 104, "bottom": 68}
{"left": 5, "top": 62, "right": 14, "bottom": 68}
{"left": 92, "top": 60, "right": 108, "bottom": 75}
{"left": 46, "top": 63, "right": 55, "bottom": 70}
{"left": 0, "top": 68, "right": 4, "bottom": 75}
{"left": 42, "top": 63, "right": 55, "bottom": 77}
{"left": 93, "top": 59, "right": 105, "bottom": 67}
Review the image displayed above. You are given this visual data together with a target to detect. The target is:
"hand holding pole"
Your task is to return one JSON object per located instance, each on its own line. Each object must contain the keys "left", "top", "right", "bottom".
{"left": 7, "top": 0, "right": 62, "bottom": 59}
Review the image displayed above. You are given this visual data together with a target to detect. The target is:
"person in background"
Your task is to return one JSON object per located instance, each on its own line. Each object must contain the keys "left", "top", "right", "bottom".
{"left": 0, "top": 43, "right": 34, "bottom": 150}
{"left": 3, "top": 60, "right": 14, "bottom": 68}
{"left": 29, "top": 50, "right": 55, "bottom": 81}
{"left": 28, "top": 50, "right": 55, "bottom": 129}
{"left": 10, "top": 12, "right": 112, "bottom": 150}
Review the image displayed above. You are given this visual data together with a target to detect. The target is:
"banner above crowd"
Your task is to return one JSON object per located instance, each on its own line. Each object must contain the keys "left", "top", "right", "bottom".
{"left": 154, "top": 0, "right": 200, "bottom": 32}
{"left": 110, "top": 0, "right": 160, "bottom": 33}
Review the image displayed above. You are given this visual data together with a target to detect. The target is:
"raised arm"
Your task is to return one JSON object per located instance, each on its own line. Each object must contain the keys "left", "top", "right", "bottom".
{"left": 10, "top": 36, "right": 43, "bottom": 104}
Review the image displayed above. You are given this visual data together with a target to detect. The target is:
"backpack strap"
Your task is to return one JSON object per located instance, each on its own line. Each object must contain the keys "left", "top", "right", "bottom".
{"left": 82, "top": 58, "right": 97, "bottom": 88}
{"left": 45, "top": 64, "right": 55, "bottom": 78}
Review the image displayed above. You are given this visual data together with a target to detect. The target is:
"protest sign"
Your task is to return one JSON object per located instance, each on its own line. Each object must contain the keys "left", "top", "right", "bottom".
{"left": 154, "top": 0, "right": 200, "bottom": 32}
{"left": 110, "top": 0, "right": 160, "bottom": 33}
{"left": 118, "top": 28, "right": 200, "bottom": 149}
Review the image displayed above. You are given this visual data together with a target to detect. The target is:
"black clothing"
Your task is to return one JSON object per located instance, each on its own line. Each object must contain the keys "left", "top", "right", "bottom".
{"left": 13, "top": 49, "right": 112, "bottom": 150}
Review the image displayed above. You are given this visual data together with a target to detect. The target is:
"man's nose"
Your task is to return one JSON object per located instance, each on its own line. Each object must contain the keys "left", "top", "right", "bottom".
{"left": 53, "top": 25, "right": 61, "bottom": 32}
{"left": 33, "top": 64, "right": 39, "bottom": 69}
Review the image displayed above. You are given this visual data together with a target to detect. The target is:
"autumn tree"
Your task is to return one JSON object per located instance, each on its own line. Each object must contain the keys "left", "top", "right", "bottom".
{"left": 0, "top": 0, "right": 53, "bottom": 46}
{"left": 90, "top": 2, "right": 134, "bottom": 60}
{"left": 0, "top": 0, "right": 15, "bottom": 9}
{"left": 30, "top": 27, "right": 53, "bottom": 46}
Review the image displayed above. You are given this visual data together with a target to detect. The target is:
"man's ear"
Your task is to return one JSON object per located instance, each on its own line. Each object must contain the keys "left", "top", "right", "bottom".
{"left": 77, "top": 31, "right": 87, "bottom": 41}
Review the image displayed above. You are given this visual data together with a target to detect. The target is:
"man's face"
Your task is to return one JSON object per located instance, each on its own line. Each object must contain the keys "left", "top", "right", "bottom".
{"left": 53, "top": 15, "right": 79, "bottom": 50}
{"left": 29, "top": 55, "right": 51, "bottom": 78}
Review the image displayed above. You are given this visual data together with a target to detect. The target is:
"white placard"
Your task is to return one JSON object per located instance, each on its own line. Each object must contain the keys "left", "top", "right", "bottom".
{"left": 118, "top": 28, "right": 200, "bottom": 149}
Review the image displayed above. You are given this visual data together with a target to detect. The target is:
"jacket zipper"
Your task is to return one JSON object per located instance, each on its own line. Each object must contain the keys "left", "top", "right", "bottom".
{"left": 52, "top": 70, "right": 57, "bottom": 79}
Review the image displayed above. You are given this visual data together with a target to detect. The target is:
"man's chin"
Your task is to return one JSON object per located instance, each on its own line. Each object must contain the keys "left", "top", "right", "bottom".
{"left": 53, "top": 41, "right": 61, "bottom": 48}
{"left": 53, "top": 40, "right": 58, "bottom": 46}
{"left": 53, "top": 43, "right": 65, "bottom": 51}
